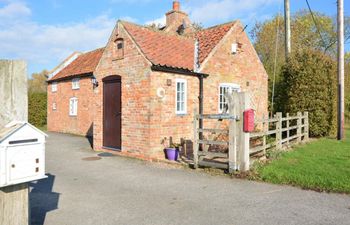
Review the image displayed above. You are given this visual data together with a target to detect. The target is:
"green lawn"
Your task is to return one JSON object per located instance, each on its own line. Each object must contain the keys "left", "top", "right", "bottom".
{"left": 254, "top": 130, "right": 350, "bottom": 194}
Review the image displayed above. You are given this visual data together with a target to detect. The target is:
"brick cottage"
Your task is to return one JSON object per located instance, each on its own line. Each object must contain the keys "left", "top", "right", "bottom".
{"left": 47, "top": 1, "right": 268, "bottom": 160}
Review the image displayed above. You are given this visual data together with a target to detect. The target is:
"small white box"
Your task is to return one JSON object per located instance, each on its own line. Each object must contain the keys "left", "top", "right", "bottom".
{"left": 0, "top": 122, "right": 47, "bottom": 188}
{"left": 231, "top": 43, "right": 238, "bottom": 54}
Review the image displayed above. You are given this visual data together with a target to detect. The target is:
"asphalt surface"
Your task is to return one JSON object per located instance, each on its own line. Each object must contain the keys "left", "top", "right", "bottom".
{"left": 30, "top": 132, "right": 350, "bottom": 225}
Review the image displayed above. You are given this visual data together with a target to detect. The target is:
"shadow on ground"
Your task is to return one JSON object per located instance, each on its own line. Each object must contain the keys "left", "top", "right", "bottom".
{"left": 30, "top": 174, "right": 60, "bottom": 225}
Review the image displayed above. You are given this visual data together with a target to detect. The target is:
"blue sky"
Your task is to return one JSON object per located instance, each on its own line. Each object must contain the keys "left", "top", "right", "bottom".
{"left": 0, "top": 0, "right": 349, "bottom": 76}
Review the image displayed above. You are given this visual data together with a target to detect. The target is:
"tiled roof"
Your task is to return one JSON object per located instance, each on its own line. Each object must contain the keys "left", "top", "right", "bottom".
{"left": 122, "top": 21, "right": 195, "bottom": 70}
{"left": 49, "top": 47, "right": 104, "bottom": 81}
{"left": 196, "top": 21, "right": 237, "bottom": 64}
{"left": 121, "top": 21, "right": 236, "bottom": 71}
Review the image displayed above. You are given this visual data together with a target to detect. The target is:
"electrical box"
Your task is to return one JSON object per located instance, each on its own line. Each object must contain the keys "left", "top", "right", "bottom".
{"left": 0, "top": 122, "right": 47, "bottom": 188}
{"left": 243, "top": 109, "right": 255, "bottom": 132}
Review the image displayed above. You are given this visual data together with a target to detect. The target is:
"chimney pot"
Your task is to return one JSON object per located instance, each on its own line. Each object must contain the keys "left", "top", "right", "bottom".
{"left": 173, "top": 1, "right": 180, "bottom": 11}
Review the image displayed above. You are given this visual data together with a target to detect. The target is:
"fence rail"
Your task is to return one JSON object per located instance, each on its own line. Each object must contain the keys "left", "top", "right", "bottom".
{"left": 249, "top": 112, "right": 309, "bottom": 155}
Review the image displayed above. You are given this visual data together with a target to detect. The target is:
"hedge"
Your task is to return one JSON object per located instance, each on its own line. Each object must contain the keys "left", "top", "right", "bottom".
{"left": 28, "top": 92, "right": 47, "bottom": 128}
{"left": 278, "top": 49, "right": 337, "bottom": 137}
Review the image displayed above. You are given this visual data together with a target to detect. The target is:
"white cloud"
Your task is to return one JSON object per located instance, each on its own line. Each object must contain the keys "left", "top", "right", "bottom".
{"left": 120, "top": 16, "right": 138, "bottom": 23}
{"left": 185, "top": 0, "right": 280, "bottom": 25}
{"left": 145, "top": 15, "right": 166, "bottom": 26}
{"left": 0, "top": 2, "right": 116, "bottom": 73}
{"left": 0, "top": 1, "right": 31, "bottom": 19}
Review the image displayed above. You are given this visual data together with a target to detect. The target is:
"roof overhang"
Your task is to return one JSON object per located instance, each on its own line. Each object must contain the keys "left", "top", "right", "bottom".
{"left": 151, "top": 64, "right": 209, "bottom": 78}
{"left": 47, "top": 72, "right": 93, "bottom": 83}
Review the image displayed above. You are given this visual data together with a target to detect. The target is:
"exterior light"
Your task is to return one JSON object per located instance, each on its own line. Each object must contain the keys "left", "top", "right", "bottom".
{"left": 91, "top": 76, "right": 99, "bottom": 88}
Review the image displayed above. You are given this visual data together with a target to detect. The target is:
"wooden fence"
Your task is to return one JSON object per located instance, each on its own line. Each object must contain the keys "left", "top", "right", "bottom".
{"left": 192, "top": 91, "right": 309, "bottom": 172}
{"left": 249, "top": 112, "right": 309, "bottom": 156}
{"left": 193, "top": 111, "right": 309, "bottom": 172}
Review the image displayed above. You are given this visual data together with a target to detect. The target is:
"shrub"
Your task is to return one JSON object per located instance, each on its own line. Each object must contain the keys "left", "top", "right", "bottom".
{"left": 278, "top": 49, "right": 337, "bottom": 137}
{"left": 28, "top": 92, "right": 47, "bottom": 128}
{"left": 346, "top": 97, "right": 350, "bottom": 124}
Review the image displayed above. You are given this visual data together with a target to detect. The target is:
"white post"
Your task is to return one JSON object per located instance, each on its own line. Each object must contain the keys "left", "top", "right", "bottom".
{"left": 237, "top": 92, "right": 250, "bottom": 172}
{"left": 227, "top": 92, "right": 238, "bottom": 173}
{"left": 284, "top": 0, "right": 291, "bottom": 59}
{"left": 0, "top": 60, "right": 29, "bottom": 225}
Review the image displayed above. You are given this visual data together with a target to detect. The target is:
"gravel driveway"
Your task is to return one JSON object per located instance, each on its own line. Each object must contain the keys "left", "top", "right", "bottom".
{"left": 30, "top": 132, "right": 350, "bottom": 225}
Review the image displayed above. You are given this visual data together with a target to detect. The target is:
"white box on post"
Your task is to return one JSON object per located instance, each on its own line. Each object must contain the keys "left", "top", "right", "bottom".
{"left": 0, "top": 121, "right": 47, "bottom": 188}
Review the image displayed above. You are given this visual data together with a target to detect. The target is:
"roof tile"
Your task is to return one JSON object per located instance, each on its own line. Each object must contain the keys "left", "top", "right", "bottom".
{"left": 49, "top": 47, "right": 104, "bottom": 81}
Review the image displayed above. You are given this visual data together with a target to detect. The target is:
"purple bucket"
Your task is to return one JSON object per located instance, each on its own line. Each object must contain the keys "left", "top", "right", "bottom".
{"left": 165, "top": 148, "right": 178, "bottom": 161}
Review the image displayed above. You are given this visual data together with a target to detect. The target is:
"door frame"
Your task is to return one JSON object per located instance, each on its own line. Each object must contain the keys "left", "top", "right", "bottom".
{"left": 102, "top": 75, "right": 122, "bottom": 151}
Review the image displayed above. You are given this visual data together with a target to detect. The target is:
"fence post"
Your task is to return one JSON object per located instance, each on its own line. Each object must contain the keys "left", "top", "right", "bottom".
{"left": 193, "top": 114, "right": 199, "bottom": 169}
{"left": 276, "top": 112, "right": 282, "bottom": 149}
{"left": 304, "top": 112, "right": 309, "bottom": 142}
{"left": 237, "top": 92, "right": 250, "bottom": 172}
{"left": 286, "top": 113, "right": 290, "bottom": 146}
{"left": 262, "top": 114, "right": 267, "bottom": 156}
{"left": 297, "top": 112, "right": 302, "bottom": 143}
{"left": 227, "top": 93, "right": 237, "bottom": 173}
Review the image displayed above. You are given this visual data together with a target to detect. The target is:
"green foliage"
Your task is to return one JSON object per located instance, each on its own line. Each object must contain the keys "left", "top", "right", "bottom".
{"left": 346, "top": 98, "right": 350, "bottom": 123}
{"left": 28, "top": 69, "right": 48, "bottom": 93}
{"left": 251, "top": 10, "right": 350, "bottom": 113}
{"left": 278, "top": 49, "right": 337, "bottom": 137}
{"left": 28, "top": 92, "right": 47, "bottom": 127}
{"left": 253, "top": 129, "right": 350, "bottom": 194}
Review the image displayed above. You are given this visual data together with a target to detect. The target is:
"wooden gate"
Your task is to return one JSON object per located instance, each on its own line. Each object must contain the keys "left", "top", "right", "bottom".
{"left": 193, "top": 92, "right": 250, "bottom": 172}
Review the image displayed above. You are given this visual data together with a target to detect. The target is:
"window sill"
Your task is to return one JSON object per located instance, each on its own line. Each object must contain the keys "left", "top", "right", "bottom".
{"left": 176, "top": 112, "right": 187, "bottom": 116}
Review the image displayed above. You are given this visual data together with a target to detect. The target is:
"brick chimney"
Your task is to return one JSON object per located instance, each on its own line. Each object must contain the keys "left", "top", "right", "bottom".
{"left": 165, "top": 1, "right": 192, "bottom": 35}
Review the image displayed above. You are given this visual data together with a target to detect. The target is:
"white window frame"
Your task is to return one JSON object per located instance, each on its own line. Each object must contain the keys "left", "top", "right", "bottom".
{"left": 175, "top": 78, "right": 187, "bottom": 115}
{"left": 72, "top": 78, "right": 80, "bottom": 90}
{"left": 51, "top": 82, "right": 58, "bottom": 92}
{"left": 69, "top": 97, "right": 78, "bottom": 116}
{"left": 52, "top": 102, "right": 57, "bottom": 111}
{"left": 218, "top": 83, "right": 240, "bottom": 113}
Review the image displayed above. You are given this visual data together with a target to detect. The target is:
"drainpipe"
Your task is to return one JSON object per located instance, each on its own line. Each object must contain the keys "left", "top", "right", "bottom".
{"left": 199, "top": 74, "right": 204, "bottom": 142}
{"left": 194, "top": 38, "right": 204, "bottom": 143}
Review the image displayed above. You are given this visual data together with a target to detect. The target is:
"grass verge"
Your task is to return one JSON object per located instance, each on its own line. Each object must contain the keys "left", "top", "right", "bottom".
{"left": 252, "top": 130, "right": 350, "bottom": 194}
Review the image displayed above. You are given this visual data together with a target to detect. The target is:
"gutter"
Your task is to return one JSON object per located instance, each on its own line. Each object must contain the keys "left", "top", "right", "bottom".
{"left": 47, "top": 72, "right": 93, "bottom": 83}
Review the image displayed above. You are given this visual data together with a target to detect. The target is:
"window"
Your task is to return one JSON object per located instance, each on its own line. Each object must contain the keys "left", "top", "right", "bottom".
{"left": 219, "top": 83, "right": 240, "bottom": 113}
{"left": 114, "top": 38, "right": 124, "bottom": 59}
{"left": 175, "top": 79, "right": 187, "bottom": 114}
{"left": 72, "top": 78, "right": 80, "bottom": 90}
{"left": 69, "top": 97, "right": 78, "bottom": 116}
{"left": 51, "top": 82, "right": 57, "bottom": 92}
{"left": 52, "top": 102, "right": 57, "bottom": 111}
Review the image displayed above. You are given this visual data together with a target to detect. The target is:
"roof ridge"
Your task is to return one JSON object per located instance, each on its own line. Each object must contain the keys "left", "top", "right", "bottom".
{"left": 200, "top": 20, "right": 238, "bottom": 31}
{"left": 82, "top": 47, "right": 105, "bottom": 55}
{"left": 120, "top": 20, "right": 194, "bottom": 41}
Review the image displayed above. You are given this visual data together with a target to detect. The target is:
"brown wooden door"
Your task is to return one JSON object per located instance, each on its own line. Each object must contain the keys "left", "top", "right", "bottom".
{"left": 103, "top": 75, "right": 121, "bottom": 150}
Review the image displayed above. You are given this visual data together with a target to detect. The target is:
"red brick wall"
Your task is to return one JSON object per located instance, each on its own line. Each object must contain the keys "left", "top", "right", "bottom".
{"left": 47, "top": 77, "right": 94, "bottom": 136}
{"left": 93, "top": 22, "right": 152, "bottom": 155}
{"left": 149, "top": 71, "right": 199, "bottom": 158}
{"left": 200, "top": 22, "right": 268, "bottom": 119}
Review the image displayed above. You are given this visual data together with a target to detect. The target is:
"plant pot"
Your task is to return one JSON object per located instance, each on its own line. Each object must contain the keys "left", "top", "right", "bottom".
{"left": 165, "top": 148, "right": 178, "bottom": 161}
